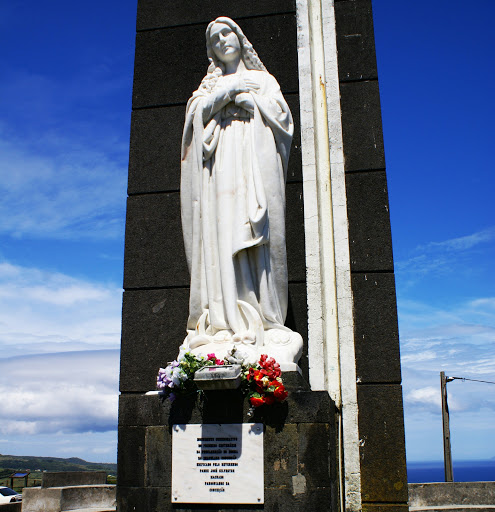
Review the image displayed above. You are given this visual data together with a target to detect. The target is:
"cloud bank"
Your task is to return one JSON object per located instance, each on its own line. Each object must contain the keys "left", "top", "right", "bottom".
{"left": 0, "top": 261, "right": 122, "bottom": 357}
{"left": 0, "top": 350, "right": 119, "bottom": 436}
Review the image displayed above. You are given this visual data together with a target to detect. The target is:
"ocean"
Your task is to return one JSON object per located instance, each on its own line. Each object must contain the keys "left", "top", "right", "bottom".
{"left": 408, "top": 460, "right": 495, "bottom": 483}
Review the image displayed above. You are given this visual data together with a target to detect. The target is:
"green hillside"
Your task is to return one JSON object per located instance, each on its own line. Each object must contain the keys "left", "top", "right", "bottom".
{"left": 0, "top": 454, "right": 116, "bottom": 478}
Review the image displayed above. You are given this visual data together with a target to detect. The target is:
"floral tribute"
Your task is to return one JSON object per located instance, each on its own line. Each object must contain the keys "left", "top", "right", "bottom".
{"left": 245, "top": 354, "right": 288, "bottom": 407}
{"left": 157, "top": 348, "right": 287, "bottom": 407}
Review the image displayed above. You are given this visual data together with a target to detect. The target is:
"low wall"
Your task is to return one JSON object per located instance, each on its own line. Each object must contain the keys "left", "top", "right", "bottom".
{"left": 409, "top": 481, "right": 495, "bottom": 507}
{"left": 22, "top": 484, "right": 116, "bottom": 512}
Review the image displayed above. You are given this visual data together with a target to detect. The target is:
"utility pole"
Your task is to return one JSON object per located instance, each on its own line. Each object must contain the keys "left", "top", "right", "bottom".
{"left": 440, "top": 371, "right": 454, "bottom": 482}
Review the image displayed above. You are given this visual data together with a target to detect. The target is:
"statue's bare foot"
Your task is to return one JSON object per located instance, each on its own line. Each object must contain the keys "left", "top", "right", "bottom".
{"left": 232, "top": 330, "right": 256, "bottom": 344}
{"left": 264, "top": 329, "right": 291, "bottom": 346}
{"left": 262, "top": 329, "right": 303, "bottom": 367}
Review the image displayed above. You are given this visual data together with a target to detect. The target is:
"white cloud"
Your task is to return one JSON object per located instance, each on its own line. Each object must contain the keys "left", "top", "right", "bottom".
{"left": 0, "top": 261, "right": 122, "bottom": 357}
{"left": 421, "top": 228, "right": 495, "bottom": 252}
{"left": 396, "top": 227, "right": 495, "bottom": 278}
{"left": 401, "top": 350, "right": 438, "bottom": 363}
{"left": 0, "top": 133, "right": 126, "bottom": 241}
{"left": 0, "top": 351, "right": 119, "bottom": 436}
{"left": 406, "top": 386, "right": 440, "bottom": 408}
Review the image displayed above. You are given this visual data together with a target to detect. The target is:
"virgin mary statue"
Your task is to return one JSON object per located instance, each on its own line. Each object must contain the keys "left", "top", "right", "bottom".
{"left": 180, "top": 17, "right": 302, "bottom": 367}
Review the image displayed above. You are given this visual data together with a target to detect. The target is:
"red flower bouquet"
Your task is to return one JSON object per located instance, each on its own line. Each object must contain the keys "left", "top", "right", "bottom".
{"left": 246, "top": 354, "right": 288, "bottom": 408}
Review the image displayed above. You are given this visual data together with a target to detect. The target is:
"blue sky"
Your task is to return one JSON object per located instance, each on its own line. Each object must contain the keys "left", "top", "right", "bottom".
{"left": 0, "top": 1, "right": 493, "bottom": 467}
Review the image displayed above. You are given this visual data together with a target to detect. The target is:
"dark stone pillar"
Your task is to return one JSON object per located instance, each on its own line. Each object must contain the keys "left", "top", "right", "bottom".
{"left": 335, "top": 0, "right": 409, "bottom": 510}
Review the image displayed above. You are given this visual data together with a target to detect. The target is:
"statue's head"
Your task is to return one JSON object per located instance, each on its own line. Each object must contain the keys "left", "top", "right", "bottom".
{"left": 205, "top": 17, "right": 266, "bottom": 74}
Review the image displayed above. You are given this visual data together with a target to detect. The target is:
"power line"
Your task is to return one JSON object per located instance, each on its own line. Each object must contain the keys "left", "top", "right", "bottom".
{"left": 449, "top": 376, "right": 495, "bottom": 385}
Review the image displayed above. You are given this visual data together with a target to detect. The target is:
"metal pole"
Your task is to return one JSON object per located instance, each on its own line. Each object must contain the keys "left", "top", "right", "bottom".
{"left": 440, "top": 371, "right": 453, "bottom": 482}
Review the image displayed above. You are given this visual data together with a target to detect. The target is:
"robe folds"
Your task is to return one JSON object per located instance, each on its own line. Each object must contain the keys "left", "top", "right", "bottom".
{"left": 181, "top": 69, "right": 293, "bottom": 340}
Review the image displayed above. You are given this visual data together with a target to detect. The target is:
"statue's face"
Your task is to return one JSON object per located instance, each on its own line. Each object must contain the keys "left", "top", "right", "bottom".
{"left": 209, "top": 23, "right": 241, "bottom": 64}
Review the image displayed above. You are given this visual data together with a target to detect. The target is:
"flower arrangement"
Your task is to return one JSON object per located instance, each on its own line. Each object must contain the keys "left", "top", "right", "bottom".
{"left": 245, "top": 354, "right": 288, "bottom": 407}
{"left": 157, "top": 347, "right": 287, "bottom": 407}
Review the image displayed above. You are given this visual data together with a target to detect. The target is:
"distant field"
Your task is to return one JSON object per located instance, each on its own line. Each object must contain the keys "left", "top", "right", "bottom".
{"left": 0, "top": 454, "right": 117, "bottom": 491}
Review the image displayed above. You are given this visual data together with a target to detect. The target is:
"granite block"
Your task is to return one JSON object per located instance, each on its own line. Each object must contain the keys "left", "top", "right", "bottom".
{"left": 132, "top": 25, "right": 204, "bottom": 108}
{"left": 345, "top": 171, "right": 394, "bottom": 272}
{"left": 127, "top": 95, "right": 301, "bottom": 196}
{"left": 264, "top": 486, "right": 334, "bottom": 512}
{"left": 137, "top": 0, "right": 296, "bottom": 31}
{"left": 200, "top": 390, "right": 247, "bottom": 424}
{"left": 117, "top": 426, "right": 146, "bottom": 487}
{"left": 297, "top": 423, "right": 334, "bottom": 489}
{"left": 264, "top": 424, "right": 298, "bottom": 487}
{"left": 117, "top": 486, "right": 171, "bottom": 512}
{"left": 351, "top": 272, "right": 401, "bottom": 383}
{"left": 120, "top": 288, "right": 189, "bottom": 393}
{"left": 132, "top": 15, "right": 299, "bottom": 108}
{"left": 286, "top": 182, "right": 306, "bottom": 282}
{"left": 335, "top": 0, "right": 378, "bottom": 81}
{"left": 286, "top": 391, "right": 335, "bottom": 424}
{"left": 119, "top": 394, "right": 164, "bottom": 427}
{"left": 145, "top": 427, "right": 172, "bottom": 487}
{"left": 119, "top": 389, "right": 334, "bottom": 429}
{"left": 357, "top": 384, "right": 408, "bottom": 503}
{"left": 340, "top": 80, "right": 385, "bottom": 172}
{"left": 128, "top": 106, "right": 185, "bottom": 194}
{"left": 123, "top": 193, "right": 189, "bottom": 289}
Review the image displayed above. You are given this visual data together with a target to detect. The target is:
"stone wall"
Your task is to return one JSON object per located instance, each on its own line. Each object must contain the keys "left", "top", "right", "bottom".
{"left": 118, "top": 390, "right": 338, "bottom": 511}
{"left": 409, "top": 481, "right": 495, "bottom": 509}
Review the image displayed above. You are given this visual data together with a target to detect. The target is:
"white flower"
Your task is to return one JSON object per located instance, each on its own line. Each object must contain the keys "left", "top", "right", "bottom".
{"left": 171, "top": 366, "right": 187, "bottom": 387}
{"left": 226, "top": 346, "right": 249, "bottom": 364}
{"left": 177, "top": 346, "right": 188, "bottom": 361}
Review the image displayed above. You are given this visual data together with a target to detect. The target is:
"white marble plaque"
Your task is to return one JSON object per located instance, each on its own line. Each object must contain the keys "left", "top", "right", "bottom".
{"left": 171, "top": 423, "right": 264, "bottom": 504}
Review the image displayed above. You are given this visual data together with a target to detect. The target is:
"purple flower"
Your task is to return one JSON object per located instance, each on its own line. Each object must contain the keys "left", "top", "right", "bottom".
{"left": 157, "top": 361, "right": 187, "bottom": 391}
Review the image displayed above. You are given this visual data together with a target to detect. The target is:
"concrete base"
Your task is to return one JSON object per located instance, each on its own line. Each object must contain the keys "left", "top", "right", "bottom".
{"left": 409, "top": 482, "right": 495, "bottom": 511}
{"left": 22, "top": 484, "right": 116, "bottom": 512}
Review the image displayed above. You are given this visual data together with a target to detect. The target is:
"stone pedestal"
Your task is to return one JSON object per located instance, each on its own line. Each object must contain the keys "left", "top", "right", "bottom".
{"left": 117, "top": 382, "right": 338, "bottom": 511}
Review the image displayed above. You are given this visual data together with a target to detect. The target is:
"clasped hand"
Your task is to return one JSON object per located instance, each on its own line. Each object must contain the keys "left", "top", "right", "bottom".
{"left": 222, "top": 76, "right": 259, "bottom": 114}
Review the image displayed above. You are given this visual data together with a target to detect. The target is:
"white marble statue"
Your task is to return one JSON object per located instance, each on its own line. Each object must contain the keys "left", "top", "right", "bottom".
{"left": 180, "top": 17, "right": 303, "bottom": 369}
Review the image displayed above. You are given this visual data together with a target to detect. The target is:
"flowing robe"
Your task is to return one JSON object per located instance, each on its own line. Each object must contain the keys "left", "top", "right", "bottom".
{"left": 181, "top": 69, "right": 293, "bottom": 341}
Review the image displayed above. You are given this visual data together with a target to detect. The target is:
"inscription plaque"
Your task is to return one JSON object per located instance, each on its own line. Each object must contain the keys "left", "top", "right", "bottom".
{"left": 171, "top": 423, "right": 264, "bottom": 504}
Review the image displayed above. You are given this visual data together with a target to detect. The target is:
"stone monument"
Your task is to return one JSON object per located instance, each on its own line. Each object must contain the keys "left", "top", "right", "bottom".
{"left": 118, "top": 2, "right": 408, "bottom": 511}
